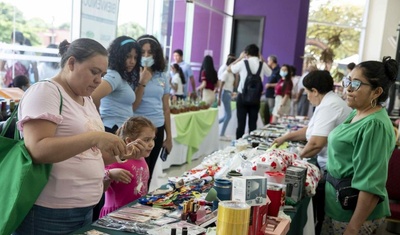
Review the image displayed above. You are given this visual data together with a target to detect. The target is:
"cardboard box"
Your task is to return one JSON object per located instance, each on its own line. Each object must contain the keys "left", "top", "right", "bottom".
{"left": 262, "top": 216, "right": 290, "bottom": 235}
{"left": 284, "top": 165, "right": 307, "bottom": 203}
{"left": 248, "top": 204, "right": 269, "bottom": 235}
{"left": 232, "top": 176, "right": 268, "bottom": 206}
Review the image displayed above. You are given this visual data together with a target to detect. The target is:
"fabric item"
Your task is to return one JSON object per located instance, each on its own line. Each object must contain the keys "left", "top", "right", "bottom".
{"left": 219, "top": 90, "right": 232, "bottom": 136}
{"left": 133, "top": 71, "right": 170, "bottom": 127}
{"left": 17, "top": 81, "right": 105, "bottom": 208}
{"left": 100, "top": 69, "right": 135, "bottom": 129}
{"left": 100, "top": 158, "right": 149, "bottom": 218}
{"left": 272, "top": 95, "right": 291, "bottom": 117}
{"left": 173, "top": 108, "right": 218, "bottom": 163}
{"left": 13, "top": 204, "right": 93, "bottom": 235}
{"left": 325, "top": 108, "right": 395, "bottom": 222}
{"left": 201, "top": 70, "right": 216, "bottom": 90}
{"left": 171, "top": 73, "right": 184, "bottom": 95}
{"left": 274, "top": 79, "right": 292, "bottom": 96}
{"left": 220, "top": 70, "right": 235, "bottom": 92}
{"left": 265, "top": 65, "right": 281, "bottom": 98}
{"left": 235, "top": 93, "right": 260, "bottom": 139}
{"left": 230, "top": 57, "right": 272, "bottom": 93}
{"left": 305, "top": 91, "right": 352, "bottom": 171}
{"left": 201, "top": 88, "right": 215, "bottom": 106}
{"left": 320, "top": 216, "right": 384, "bottom": 235}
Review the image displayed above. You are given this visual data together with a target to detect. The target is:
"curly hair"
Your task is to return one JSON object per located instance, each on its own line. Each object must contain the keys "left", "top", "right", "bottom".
{"left": 137, "top": 34, "right": 165, "bottom": 72}
{"left": 107, "top": 36, "right": 141, "bottom": 84}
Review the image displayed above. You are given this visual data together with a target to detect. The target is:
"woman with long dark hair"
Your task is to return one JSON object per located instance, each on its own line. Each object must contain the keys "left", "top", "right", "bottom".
{"left": 196, "top": 55, "right": 218, "bottom": 105}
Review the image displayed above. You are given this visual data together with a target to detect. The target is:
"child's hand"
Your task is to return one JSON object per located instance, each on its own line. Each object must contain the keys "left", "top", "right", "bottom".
{"left": 109, "top": 168, "right": 133, "bottom": 184}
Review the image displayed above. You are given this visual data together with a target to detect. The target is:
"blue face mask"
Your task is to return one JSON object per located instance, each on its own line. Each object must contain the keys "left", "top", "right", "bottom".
{"left": 141, "top": 56, "right": 154, "bottom": 67}
{"left": 280, "top": 71, "right": 288, "bottom": 78}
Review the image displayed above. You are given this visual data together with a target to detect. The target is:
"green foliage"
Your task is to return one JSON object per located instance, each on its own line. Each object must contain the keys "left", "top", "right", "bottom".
{"left": 306, "top": 0, "right": 364, "bottom": 60}
{"left": 117, "top": 22, "right": 145, "bottom": 39}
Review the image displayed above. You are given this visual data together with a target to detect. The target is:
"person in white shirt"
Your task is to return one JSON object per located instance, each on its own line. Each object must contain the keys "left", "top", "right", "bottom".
{"left": 228, "top": 44, "right": 272, "bottom": 139}
{"left": 218, "top": 55, "right": 237, "bottom": 140}
{"left": 170, "top": 63, "right": 185, "bottom": 99}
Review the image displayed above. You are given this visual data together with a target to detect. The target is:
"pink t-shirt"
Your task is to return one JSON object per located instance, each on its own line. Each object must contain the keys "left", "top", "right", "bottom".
{"left": 17, "top": 81, "right": 105, "bottom": 208}
{"left": 100, "top": 158, "right": 149, "bottom": 217}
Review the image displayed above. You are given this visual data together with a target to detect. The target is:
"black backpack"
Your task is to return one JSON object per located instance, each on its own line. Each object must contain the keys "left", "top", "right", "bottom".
{"left": 242, "top": 60, "right": 263, "bottom": 105}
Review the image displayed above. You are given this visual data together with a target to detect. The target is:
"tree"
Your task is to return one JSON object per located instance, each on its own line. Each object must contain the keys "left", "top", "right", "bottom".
{"left": 117, "top": 22, "right": 145, "bottom": 39}
{"left": 306, "top": 0, "right": 364, "bottom": 65}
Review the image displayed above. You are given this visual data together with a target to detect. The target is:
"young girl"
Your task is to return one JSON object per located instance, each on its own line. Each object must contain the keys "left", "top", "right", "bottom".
{"left": 197, "top": 55, "right": 219, "bottom": 105}
{"left": 170, "top": 63, "right": 186, "bottom": 100}
{"left": 99, "top": 116, "right": 156, "bottom": 218}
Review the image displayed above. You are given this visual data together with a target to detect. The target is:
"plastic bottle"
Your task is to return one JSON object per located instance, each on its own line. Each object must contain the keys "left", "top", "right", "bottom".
{"left": 196, "top": 200, "right": 207, "bottom": 222}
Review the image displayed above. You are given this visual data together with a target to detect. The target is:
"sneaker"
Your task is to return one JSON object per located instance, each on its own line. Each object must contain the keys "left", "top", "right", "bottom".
{"left": 219, "top": 136, "right": 231, "bottom": 141}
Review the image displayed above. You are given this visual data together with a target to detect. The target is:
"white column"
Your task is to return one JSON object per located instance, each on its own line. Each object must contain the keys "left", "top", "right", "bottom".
{"left": 361, "top": 0, "right": 400, "bottom": 61}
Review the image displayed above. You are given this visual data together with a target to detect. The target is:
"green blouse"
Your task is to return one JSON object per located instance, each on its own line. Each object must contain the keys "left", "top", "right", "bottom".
{"left": 325, "top": 108, "right": 395, "bottom": 222}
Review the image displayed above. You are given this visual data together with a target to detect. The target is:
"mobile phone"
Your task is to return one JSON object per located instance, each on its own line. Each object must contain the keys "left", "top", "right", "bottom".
{"left": 160, "top": 147, "right": 169, "bottom": 161}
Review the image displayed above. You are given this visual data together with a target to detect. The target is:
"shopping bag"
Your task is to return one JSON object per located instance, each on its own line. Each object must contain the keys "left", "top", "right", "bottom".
{"left": 0, "top": 108, "right": 52, "bottom": 235}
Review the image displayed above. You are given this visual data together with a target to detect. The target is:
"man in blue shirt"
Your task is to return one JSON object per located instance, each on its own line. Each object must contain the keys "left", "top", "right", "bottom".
{"left": 171, "top": 49, "right": 196, "bottom": 98}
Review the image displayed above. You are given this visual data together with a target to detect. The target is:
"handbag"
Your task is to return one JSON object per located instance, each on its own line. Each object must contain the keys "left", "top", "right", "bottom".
{"left": 0, "top": 81, "right": 63, "bottom": 235}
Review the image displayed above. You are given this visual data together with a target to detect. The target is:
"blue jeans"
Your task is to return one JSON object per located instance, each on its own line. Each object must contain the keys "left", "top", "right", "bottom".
{"left": 13, "top": 204, "right": 94, "bottom": 235}
{"left": 219, "top": 90, "right": 232, "bottom": 136}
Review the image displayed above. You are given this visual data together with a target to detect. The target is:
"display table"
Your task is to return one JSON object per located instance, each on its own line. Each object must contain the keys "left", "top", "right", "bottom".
{"left": 71, "top": 197, "right": 313, "bottom": 235}
{"left": 161, "top": 108, "right": 219, "bottom": 169}
{"left": 218, "top": 102, "right": 264, "bottom": 138}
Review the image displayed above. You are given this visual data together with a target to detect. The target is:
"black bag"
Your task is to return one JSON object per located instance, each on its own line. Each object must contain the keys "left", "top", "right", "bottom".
{"left": 326, "top": 172, "right": 359, "bottom": 210}
{"left": 242, "top": 60, "right": 263, "bottom": 105}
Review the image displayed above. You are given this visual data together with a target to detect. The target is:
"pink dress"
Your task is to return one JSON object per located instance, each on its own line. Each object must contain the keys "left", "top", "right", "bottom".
{"left": 99, "top": 158, "right": 149, "bottom": 217}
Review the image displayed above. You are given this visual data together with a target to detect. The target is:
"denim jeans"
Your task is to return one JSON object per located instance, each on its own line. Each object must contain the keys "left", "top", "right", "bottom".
{"left": 219, "top": 90, "right": 232, "bottom": 136}
{"left": 13, "top": 204, "right": 94, "bottom": 235}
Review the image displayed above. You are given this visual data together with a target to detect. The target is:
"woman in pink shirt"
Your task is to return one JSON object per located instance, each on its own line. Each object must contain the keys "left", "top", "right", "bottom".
{"left": 14, "top": 38, "right": 147, "bottom": 235}
{"left": 100, "top": 116, "right": 156, "bottom": 217}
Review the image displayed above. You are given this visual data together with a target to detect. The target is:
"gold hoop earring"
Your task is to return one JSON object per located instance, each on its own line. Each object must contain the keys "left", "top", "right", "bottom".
{"left": 370, "top": 99, "right": 377, "bottom": 108}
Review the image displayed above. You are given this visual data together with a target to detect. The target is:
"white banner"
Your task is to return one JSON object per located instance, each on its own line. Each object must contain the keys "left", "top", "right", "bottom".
{"left": 80, "top": 0, "right": 120, "bottom": 48}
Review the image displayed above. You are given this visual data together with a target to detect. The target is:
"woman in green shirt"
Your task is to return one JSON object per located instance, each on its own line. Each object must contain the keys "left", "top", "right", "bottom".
{"left": 322, "top": 56, "right": 398, "bottom": 234}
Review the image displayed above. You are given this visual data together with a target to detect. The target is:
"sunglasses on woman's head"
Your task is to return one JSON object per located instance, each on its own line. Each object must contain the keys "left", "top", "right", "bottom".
{"left": 342, "top": 78, "right": 371, "bottom": 91}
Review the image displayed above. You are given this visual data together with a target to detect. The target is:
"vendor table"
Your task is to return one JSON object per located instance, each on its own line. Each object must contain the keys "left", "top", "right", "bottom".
{"left": 161, "top": 108, "right": 219, "bottom": 170}
{"left": 71, "top": 197, "right": 313, "bottom": 235}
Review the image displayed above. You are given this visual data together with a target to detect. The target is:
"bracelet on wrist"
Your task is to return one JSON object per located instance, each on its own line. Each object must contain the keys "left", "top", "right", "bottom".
{"left": 104, "top": 170, "right": 111, "bottom": 181}
{"left": 139, "top": 83, "right": 146, "bottom": 87}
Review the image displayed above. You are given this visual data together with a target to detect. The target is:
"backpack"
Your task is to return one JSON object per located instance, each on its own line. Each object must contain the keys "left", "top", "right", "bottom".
{"left": 4, "top": 62, "right": 28, "bottom": 87}
{"left": 242, "top": 60, "right": 263, "bottom": 105}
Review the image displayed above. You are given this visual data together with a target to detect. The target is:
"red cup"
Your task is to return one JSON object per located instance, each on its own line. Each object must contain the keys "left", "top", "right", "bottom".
{"left": 267, "top": 189, "right": 282, "bottom": 216}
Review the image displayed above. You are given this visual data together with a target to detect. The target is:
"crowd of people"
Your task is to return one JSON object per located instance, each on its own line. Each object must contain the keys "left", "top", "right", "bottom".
{"left": 1, "top": 30, "right": 399, "bottom": 235}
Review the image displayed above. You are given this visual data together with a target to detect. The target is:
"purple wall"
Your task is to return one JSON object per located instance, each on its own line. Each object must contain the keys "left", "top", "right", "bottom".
{"left": 234, "top": 0, "right": 310, "bottom": 75}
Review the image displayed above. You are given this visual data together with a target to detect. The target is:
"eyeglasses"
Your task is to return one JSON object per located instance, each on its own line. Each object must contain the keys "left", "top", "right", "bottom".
{"left": 342, "top": 78, "right": 372, "bottom": 91}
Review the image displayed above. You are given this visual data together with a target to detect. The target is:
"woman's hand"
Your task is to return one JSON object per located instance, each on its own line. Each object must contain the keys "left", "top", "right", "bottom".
{"left": 125, "top": 139, "right": 148, "bottom": 159}
{"left": 163, "top": 137, "right": 173, "bottom": 154}
{"left": 109, "top": 168, "right": 133, "bottom": 184}
{"left": 272, "top": 136, "right": 286, "bottom": 147}
{"left": 139, "top": 66, "right": 152, "bottom": 85}
{"left": 95, "top": 132, "right": 128, "bottom": 158}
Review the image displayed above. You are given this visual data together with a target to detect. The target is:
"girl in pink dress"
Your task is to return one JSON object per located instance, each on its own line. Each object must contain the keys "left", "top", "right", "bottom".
{"left": 100, "top": 117, "right": 156, "bottom": 217}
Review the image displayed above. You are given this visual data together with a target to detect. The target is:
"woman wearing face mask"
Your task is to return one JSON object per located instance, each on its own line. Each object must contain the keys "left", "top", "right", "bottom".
{"left": 271, "top": 64, "right": 293, "bottom": 123}
{"left": 134, "top": 34, "right": 172, "bottom": 188}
